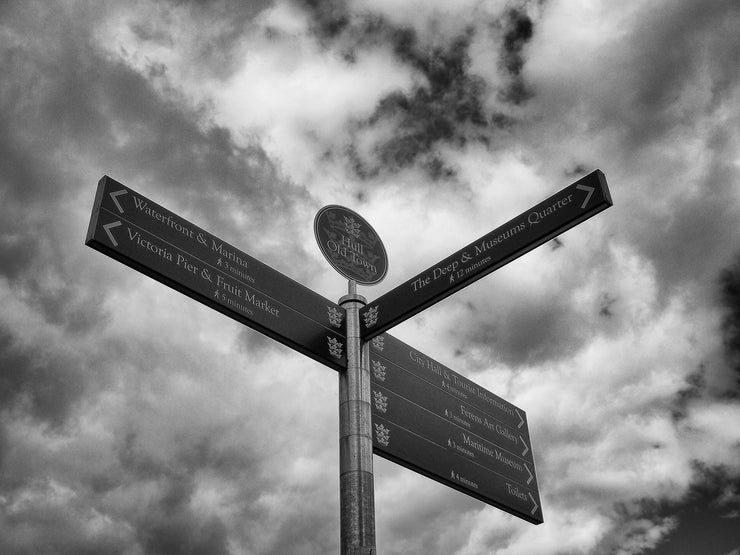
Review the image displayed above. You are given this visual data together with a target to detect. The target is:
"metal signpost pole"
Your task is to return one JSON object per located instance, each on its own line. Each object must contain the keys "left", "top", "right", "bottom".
{"left": 338, "top": 280, "right": 376, "bottom": 555}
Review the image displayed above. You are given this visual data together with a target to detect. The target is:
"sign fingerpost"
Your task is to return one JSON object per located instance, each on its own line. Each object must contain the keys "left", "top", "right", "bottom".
{"left": 87, "top": 170, "right": 612, "bottom": 553}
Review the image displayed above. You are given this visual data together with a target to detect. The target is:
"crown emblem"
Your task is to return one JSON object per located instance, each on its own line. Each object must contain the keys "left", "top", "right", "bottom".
{"left": 371, "top": 360, "right": 386, "bottom": 382}
{"left": 327, "top": 337, "right": 343, "bottom": 359}
{"left": 371, "top": 335, "right": 385, "bottom": 352}
{"left": 372, "top": 390, "right": 388, "bottom": 413}
{"left": 327, "top": 306, "right": 344, "bottom": 328}
{"left": 374, "top": 423, "right": 390, "bottom": 447}
{"left": 363, "top": 306, "right": 379, "bottom": 328}
{"left": 344, "top": 216, "right": 361, "bottom": 238}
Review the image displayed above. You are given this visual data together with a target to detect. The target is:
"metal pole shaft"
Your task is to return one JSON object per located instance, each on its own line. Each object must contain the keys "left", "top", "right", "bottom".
{"left": 338, "top": 280, "right": 376, "bottom": 554}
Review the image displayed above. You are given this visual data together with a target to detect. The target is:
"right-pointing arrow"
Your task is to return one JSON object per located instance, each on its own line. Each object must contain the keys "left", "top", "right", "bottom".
{"left": 515, "top": 409, "right": 525, "bottom": 429}
{"left": 520, "top": 435, "right": 529, "bottom": 457}
{"left": 576, "top": 183, "right": 595, "bottom": 209}
{"left": 103, "top": 221, "right": 122, "bottom": 246}
{"left": 529, "top": 492, "right": 539, "bottom": 515}
{"left": 525, "top": 463, "right": 533, "bottom": 485}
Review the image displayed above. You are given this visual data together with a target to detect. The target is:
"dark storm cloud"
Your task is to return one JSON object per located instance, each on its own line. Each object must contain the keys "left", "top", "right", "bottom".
{"left": 498, "top": 7, "right": 534, "bottom": 104}
{"left": 295, "top": 4, "right": 536, "bottom": 180}
{"left": 82, "top": 56, "right": 307, "bottom": 244}
{"left": 638, "top": 160, "right": 740, "bottom": 295}
{"left": 0, "top": 231, "right": 37, "bottom": 282}
{"left": 0, "top": 429, "right": 238, "bottom": 555}
{"left": 446, "top": 290, "right": 588, "bottom": 368}
{"left": 670, "top": 365, "right": 707, "bottom": 421}
{"left": 610, "top": 0, "right": 740, "bottom": 151}
{"left": 76, "top": 403, "right": 284, "bottom": 554}
{"left": 137, "top": 473, "right": 231, "bottom": 555}
{"left": 0, "top": 3, "right": 326, "bottom": 552}
{"left": 527, "top": 1, "right": 740, "bottom": 296}
{"left": 294, "top": 0, "right": 350, "bottom": 43}
{"left": 0, "top": 495, "right": 134, "bottom": 555}
{"left": 358, "top": 28, "right": 489, "bottom": 179}
{"left": 0, "top": 0, "right": 312, "bottom": 263}
{"left": 719, "top": 253, "right": 740, "bottom": 384}
{"left": 116, "top": 424, "right": 264, "bottom": 485}
{"left": 611, "top": 464, "right": 740, "bottom": 554}
{"left": 0, "top": 0, "right": 318, "bottom": 353}
{"left": 237, "top": 325, "right": 285, "bottom": 358}
{"left": 0, "top": 329, "right": 86, "bottom": 430}
{"left": 132, "top": 0, "right": 276, "bottom": 80}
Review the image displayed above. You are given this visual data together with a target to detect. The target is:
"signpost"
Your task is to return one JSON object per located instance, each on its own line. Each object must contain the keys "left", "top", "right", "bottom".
{"left": 87, "top": 169, "right": 612, "bottom": 553}
{"left": 368, "top": 333, "right": 541, "bottom": 523}
{"left": 86, "top": 176, "right": 347, "bottom": 371}
{"left": 315, "top": 206, "right": 389, "bottom": 554}
{"left": 359, "top": 170, "right": 612, "bottom": 340}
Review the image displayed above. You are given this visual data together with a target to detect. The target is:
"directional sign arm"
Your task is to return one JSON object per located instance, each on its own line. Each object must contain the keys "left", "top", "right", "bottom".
{"left": 367, "top": 332, "right": 542, "bottom": 523}
{"left": 372, "top": 414, "right": 543, "bottom": 524}
{"left": 86, "top": 175, "right": 347, "bottom": 371}
{"left": 360, "top": 170, "right": 612, "bottom": 340}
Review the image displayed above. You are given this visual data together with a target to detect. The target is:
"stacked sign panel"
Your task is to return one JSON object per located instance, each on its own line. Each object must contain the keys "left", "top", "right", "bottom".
{"left": 86, "top": 176, "right": 346, "bottom": 370}
{"left": 369, "top": 333, "right": 542, "bottom": 524}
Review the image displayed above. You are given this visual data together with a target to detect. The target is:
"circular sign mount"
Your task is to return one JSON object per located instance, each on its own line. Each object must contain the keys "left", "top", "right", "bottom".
{"left": 314, "top": 205, "right": 388, "bottom": 285}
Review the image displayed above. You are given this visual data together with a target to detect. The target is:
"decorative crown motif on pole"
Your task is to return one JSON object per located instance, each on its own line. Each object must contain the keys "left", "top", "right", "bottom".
{"left": 344, "top": 216, "right": 361, "bottom": 238}
{"left": 327, "top": 337, "right": 343, "bottom": 359}
{"left": 372, "top": 390, "right": 388, "bottom": 413}
{"left": 327, "top": 306, "right": 344, "bottom": 328}
{"left": 371, "top": 335, "right": 385, "bottom": 352}
{"left": 374, "top": 423, "right": 390, "bottom": 447}
{"left": 371, "top": 360, "right": 386, "bottom": 382}
{"left": 363, "top": 306, "right": 379, "bottom": 328}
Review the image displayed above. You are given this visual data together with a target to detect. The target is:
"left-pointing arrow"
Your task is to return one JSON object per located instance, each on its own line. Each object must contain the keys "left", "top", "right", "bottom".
{"left": 103, "top": 221, "right": 122, "bottom": 246}
{"left": 109, "top": 189, "right": 127, "bottom": 213}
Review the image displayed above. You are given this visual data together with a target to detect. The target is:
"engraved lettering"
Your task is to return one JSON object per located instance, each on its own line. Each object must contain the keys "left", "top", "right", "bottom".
{"left": 474, "top": 223, "right": 526, "bottom": 256}
{"left": 477, "top": 388, "right": 515, "bottom": 417}
{"left": 176, "top": 253, "right": 198, "bottom": 274}
{"left": 506, "top": 482, "right": 529, "bottom": 501}
{"left": 211, "top": 239, "right": 249, "bottom": 270}
{"left": 527, "top": 194, "right": 573, "bottom": 225}
{"left": 132, "top": 196, "right": 195, "bottom": 238}
{"left": 460, "top": 405, "right": 483, "bottom": 425}
{"left": 327, "top": 235, "right": 377, "bottom": 275}
{"left": 411, "top": 275, "right": 432, "bottom": 291}
{"left": 127, "top": 228, "right": 173, "bottom": 262}
{"left": 461, "top": 433, "right": 523, "bottom": 473}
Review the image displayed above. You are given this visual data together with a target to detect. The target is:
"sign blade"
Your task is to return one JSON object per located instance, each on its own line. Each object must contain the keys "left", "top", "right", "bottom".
{"left": 86, "top": 176, "right": 346, "bottom": 371}
{"left": 369, "top": 333, "right": 542, "bottom": 523}
{"left": 360, "top": 170, "right": 612, "bottom": 339}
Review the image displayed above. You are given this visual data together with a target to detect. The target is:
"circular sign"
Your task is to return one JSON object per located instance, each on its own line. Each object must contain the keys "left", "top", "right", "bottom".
{"left": 314, "top": 205, "right": 388, "bottom": 285}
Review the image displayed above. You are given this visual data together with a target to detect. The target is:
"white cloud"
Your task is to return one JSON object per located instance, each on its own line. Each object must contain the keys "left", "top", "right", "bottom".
{"left": 208, "top": 3, "right": 419, "bottom": 186}
{"left": 2, "top": 0, "right": 740, "bottom": 553}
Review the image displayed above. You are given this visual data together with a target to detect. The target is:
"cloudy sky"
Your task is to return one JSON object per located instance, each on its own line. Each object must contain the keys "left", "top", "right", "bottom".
{"left": 1, "top": 0, "right": 739, "bottom": 553}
